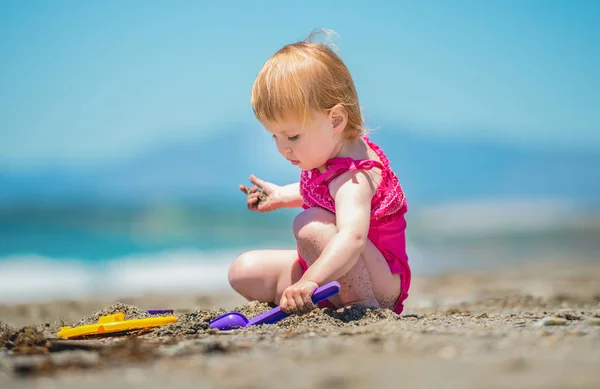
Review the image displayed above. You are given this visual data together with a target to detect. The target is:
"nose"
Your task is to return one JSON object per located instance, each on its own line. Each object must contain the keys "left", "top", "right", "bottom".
{"left": 276, "top": 139, "right": 292, "bottom": 156}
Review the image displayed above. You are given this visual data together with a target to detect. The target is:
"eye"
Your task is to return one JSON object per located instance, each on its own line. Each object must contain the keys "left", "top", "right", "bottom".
{"left": 287, "top": 135, "right": 300, "bottom": 141}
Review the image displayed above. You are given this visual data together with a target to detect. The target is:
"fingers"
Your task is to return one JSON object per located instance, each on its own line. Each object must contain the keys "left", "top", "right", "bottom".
{"left": 246, "top": 192, "right": 260, "bottom": 208}
{"left": 280, "top": 295, "right": 294, "bottom": 314}
{"left": 247, "top": 196, "right": 257, "bottom": 207}
{"left": 240, "top": 184, "right": 262, "bottom": 210}
{"left": 298, "top": 289, "right": 316, "bottom": 314}
{"left": 239, "top": 184, "right": 258, "bottom": 194}
{"left": 239, "top": 184, "right": 249, "bottom": 195}
{"left": 293, "top": 294, "right": 306, "bottom": 314}
{"left": 301, "top": 292, "right": 316, "bottom": 313}
{"left": 280, "top": 286, "right": 317, "bottom": 315}
{"left": 249, "top": 174, "right": 267, "bottom": 189}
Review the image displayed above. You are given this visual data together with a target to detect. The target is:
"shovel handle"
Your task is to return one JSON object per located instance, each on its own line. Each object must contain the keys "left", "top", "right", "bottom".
{"left": 247, "top": 281, "right": 341, "bottom": 326}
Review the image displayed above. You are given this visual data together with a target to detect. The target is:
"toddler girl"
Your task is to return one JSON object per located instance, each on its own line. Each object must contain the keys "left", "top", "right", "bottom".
{"left": 229, "top": 31, "right": 411, "bottom": 315}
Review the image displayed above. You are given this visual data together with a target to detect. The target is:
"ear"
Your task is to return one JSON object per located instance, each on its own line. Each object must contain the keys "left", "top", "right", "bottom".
{"left": 328, "top": 104, "right": 348, "bottom": 135}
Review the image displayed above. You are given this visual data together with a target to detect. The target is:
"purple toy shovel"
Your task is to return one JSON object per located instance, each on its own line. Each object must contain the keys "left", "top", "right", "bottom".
{"left": 209, "top": 281, "right": 341, "bottom": 330}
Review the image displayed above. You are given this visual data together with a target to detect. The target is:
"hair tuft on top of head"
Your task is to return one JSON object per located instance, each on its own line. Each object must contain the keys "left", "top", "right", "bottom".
{"left": 303, "top": 28, "right": 341, "bottom": 55}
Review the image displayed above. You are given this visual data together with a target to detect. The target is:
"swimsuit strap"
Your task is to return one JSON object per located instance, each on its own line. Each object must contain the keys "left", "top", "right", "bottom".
{"left": 312, "top": 157, "right": 385, "bottom": 186}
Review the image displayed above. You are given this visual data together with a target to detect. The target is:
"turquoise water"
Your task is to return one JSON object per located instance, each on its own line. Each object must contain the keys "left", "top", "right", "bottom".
{"left": 2, "top": 203, "right": 598, "bottom": 264}
{"left": 0, "top": 220, "right": 289, "bottom": 261}
{"left": 0, "top": 204, "right": 300, "bottom": 302}
{"left": 0, "top": 204, "right": 298, "bottom": 261}
{"left": 1, "top": 203, "right": 597, "bottom": 303}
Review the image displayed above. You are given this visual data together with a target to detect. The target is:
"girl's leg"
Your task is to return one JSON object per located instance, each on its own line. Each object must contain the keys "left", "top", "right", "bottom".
{"left": 228, "top": 249, "right": 302, "bottom": 304}
{"left": 293, "top": 207, "right": 401, "bottom": 310}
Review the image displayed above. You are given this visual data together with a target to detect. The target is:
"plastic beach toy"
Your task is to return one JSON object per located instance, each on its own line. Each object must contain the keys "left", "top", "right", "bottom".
{"left": 209, "top": 281, "right": 341, "bottom": 331}
{"left": 57, "top": 312, "right": 178, "bottom": 339}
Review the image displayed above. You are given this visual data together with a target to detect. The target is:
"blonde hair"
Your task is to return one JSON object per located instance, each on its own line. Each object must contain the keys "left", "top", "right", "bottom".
{"left": 250, "top": 29, "right": 364, "bottom": 140}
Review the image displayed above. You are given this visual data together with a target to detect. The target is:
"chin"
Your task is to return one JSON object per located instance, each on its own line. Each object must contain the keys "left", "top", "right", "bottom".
{"left": 297, "top": 162, "right": 316, "bottom": 171}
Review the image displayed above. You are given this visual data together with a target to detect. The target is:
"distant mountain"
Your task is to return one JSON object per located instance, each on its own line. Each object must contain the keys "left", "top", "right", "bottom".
{"left": 1, "top": 121, "right": 598, "bottom": 207}
{"left": 369, "top": 125, "right": 600, "bottom": 205}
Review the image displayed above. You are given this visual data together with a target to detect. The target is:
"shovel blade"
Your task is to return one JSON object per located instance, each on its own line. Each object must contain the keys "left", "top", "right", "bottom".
{"left": 209, "top": 312, "right": 249, "bottom": 330}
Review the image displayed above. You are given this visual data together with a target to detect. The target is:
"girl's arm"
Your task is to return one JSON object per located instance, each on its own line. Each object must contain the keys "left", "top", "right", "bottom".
{"left": 277, "top": 182, "right": 304, "bottom": 208}
{"left": 299, "top": 171, "right": 375, "bottom": 284}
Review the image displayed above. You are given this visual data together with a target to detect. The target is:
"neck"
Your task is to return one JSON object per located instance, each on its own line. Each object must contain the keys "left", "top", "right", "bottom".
{"left": 335, "top": 136, "right": 363, "bottom": 158}
{"left": 316, "top": 136, "right": 362, "bottom": 172}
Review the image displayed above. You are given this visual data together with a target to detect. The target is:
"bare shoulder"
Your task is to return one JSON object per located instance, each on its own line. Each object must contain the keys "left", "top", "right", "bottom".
{"left": 328, "top": 169, "right": 378, "bottom": 202}
{"left": 327, "top": 138, "right": 386, "bottom": 201}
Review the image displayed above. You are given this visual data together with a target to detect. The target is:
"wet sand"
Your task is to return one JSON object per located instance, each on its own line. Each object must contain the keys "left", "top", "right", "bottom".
{"left": 1, "top": 259, "right": 599, "bottom": 389}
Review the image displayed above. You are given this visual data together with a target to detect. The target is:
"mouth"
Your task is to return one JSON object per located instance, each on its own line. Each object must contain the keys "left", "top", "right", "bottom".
{"left": 289, "top": 160, "right": 300, "bottom": 166}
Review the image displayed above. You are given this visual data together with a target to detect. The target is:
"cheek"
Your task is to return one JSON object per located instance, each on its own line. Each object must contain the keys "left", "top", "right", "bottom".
{"left": 273, "top": 138, "right": 286, "bottom": 154}
{"left": 292, "top": 143, "right": 306, "bottom": 158}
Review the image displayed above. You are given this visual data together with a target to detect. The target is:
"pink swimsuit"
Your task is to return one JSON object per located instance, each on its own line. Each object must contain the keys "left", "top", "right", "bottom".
{"left": 297, "top": 136, "right": 411, "bottom": 314}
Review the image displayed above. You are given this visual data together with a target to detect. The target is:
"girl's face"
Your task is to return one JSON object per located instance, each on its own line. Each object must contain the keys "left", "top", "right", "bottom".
{"left": 261, "top": 107, "right": 347, "bottom": 171}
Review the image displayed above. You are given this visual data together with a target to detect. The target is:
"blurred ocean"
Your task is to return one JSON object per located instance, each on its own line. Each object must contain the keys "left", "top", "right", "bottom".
{"left": 0, "top": 204, "right": 298, "bottom": 303}
{"left": 1, "top": 197, "right": 598, "bottom": 303}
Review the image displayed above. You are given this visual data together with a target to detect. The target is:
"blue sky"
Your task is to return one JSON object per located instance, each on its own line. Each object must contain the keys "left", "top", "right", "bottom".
{"left": 1, "top": 0, "right": 598, "bottom": 169}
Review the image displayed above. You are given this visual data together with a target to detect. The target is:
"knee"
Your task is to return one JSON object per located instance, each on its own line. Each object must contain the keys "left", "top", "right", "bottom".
{"left": 292, "top": 207, "right": 337, "bottom": 242}
{"left": 228, "top": 251, "right": 259, "bottom": 291}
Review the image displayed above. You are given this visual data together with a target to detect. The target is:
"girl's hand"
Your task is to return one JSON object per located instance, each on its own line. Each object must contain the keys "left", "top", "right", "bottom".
{"left": 239, "top": 174, "right": 284, "bottom": 212}
{"left": 280, "top": 280, "right": 319, "bottom": 314}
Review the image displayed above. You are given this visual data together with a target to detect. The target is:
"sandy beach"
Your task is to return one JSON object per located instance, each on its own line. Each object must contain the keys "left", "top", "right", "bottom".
{"left": 1, "top": 258, "right": 599, "bottom": 389}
